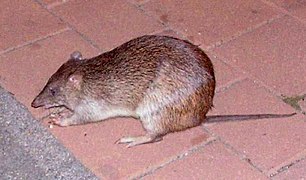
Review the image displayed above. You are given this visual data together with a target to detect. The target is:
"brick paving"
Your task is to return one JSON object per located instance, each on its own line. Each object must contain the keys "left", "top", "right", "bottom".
{"left": 0, "top": 0, "right": 305, "bottom": 179}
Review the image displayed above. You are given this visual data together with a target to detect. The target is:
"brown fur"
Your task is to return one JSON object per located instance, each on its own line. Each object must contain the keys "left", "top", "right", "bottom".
{"left": 32, "top": 35, "right": 215, "bottom": 147}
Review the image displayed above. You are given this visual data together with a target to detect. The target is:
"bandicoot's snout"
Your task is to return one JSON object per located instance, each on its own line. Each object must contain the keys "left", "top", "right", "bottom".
{"left": 31, "top": 96, "right": 43, "bottom": 108}
{"left": 31, "top": 98, "right": 39, "bottom": 108}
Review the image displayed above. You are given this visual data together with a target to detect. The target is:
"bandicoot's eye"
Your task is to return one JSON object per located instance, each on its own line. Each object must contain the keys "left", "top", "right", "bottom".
{"left": 49, "top": 88, "right": 57, "bottom": 96}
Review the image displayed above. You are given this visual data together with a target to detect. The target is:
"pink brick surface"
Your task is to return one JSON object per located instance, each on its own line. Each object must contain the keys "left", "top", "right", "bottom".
{"left": 267, "top": 0, "right": 306, "bottom": 21}
{"left": 0, "top": 0, "right": 66, "bottom": 52}
{"left": 210, "top": 79, "right": 294, "bottom": 115}
{"left": 47, "top": 119, "right": 211, "bottom": 179}
{"left": 301, "top": 97, "right": 306, "bottom": 113}
{"left": 145, "top": 141, "right": 268, "bottom": 180}
{"left": 211, "top": 58, "right": 244, "bottom": 91}
{"left": 268, "top": 0, "right": 306, "bottom": 11}
{"left": 0, "top": 0, "right": 305, "bottom": 179}
{"left": 52, "top": 0, "right": 164, "bottom": 51}
{"left": 290, "top": 4, "right": 306, "bottom": 21}
{"left": 212, "top": 16, "right": 306, "bottom": 96}
{"left": 205, "top": 80, "right": 306, "bottom": 173}
{"left": 142, "top": 0, "right": 282, "bottom": 48}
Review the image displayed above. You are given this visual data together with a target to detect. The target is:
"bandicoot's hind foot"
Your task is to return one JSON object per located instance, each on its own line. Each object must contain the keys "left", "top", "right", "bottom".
{"left": 116, "top": 134, "right": 162, "bottom": 148}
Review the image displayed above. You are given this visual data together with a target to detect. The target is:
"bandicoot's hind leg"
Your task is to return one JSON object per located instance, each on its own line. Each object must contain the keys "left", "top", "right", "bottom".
{"left": 116, "top": 115, "right": 166, "bottom": 148}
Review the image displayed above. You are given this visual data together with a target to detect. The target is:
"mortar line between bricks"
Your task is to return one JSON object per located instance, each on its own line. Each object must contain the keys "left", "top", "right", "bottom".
{"left": 130, "top": 137, "right": 218, "bottom": 179}
{"left": 272, "top": 157, "right": 306, "bottom": 178}
{"left": 260, "top": 0, "right": 306, "bottom": 25}
{"left": 0, "top": 27, "right": 70, "bottom": 55}
{"left": 206, "top": 14, "right": 286, "bottom": 51}
{"left": 216, "top": 76, "right": 249, "bottom": 95}
{"left": 215, "top": 77, "right": 248, "bottom": 94}
{"left": 267, "top": 149, "right": 306, "bottom": 177}
{"left": 28, "top": 0, "right": 46, "bottom": 8}
{"left": 32, "top": 0, "right": 103, "bottom": 52}
{"left": 202, "top": 126, "right": 269, "bottom": 178}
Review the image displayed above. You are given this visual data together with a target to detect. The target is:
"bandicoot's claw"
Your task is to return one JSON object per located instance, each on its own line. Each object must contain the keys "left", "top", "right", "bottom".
{"left": 126, "top": 142, "right": 138, "bottom": 148}
{"left": 114, "top": 139, "right": 121, "bottom": 144}
{"left": 114, "top": 140, "right": 138, "bottom": 148}
{"left": 115, "top": 135, "right": 161, "bottom": 147}
{"left": 50, "top": 118, "right": 61, "bottom": 126}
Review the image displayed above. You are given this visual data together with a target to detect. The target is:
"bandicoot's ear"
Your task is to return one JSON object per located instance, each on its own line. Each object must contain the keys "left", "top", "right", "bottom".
{"left": 68, "top": 74, "right": 82, "bottom": 89}
{"left": 70, "top": 51, "right": 83, "bottom": 60}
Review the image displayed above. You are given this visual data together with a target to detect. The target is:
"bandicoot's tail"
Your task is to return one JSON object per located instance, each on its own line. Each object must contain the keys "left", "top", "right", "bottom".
{"left": 206, "top": 113, "right": 296, "bottom": 123}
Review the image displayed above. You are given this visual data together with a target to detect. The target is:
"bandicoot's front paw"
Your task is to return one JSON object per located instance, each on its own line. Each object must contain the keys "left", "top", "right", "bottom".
{"left": 50, "top": 107, "right": 73, "bottom": 118}
{"left": 48, "top": 107, "right": 74, "bottom": 126}
{"left": 50, "top": 117, "right": 61, "bottom": 126}
{"left": 49, "top": 114, "right": 74, "bottom": 127}
{"left": 50, "top": 117, "right": 69, "bottom": 127}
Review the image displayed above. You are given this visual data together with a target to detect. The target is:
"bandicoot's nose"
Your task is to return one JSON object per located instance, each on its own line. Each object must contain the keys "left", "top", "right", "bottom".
{"left": 31, "top": 97, "right": 41, "bottom": 108}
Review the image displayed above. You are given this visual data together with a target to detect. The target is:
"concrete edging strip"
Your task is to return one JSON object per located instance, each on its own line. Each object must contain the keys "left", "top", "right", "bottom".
{"left": 0, "top": 86, "right": 98, "bottom": 179}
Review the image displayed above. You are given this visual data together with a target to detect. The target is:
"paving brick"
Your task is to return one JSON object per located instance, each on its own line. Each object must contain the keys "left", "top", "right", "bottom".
{"left": 268, "top": 0, "right": 306, "bottom": 21}
{"left": 211, "top": 58, "right": 244, "bottom": 91}
{"left": 52, "top": 0, "right": 164, "bottom": 51}
{"left": 0, "top": 0, "right": 67, "bottom": 52}
{"left": 267, "top": 148, "right": 306, "bottom": 176}
{"left": 273, "top": 158, "right": 306, "bottom": 179}
{"left": 47, "top": 118, "right": 211, "bottom": 179}
{"left": 212, "top": 16, "right": 306, "bottom": 96}
{"left": 0, "top": 30, "right": 99, "bottom": 115}
{"left": 142, "top": 0, "right": 282, "bottom": 48}
{"left": 205, "top": 79, "right": 306, "bottom": 173}
{"left": 209, "top": 79, "right": 294, "bottom": 115}
{"left": 145, "top": 141, "right": 268, "bottom": 179}
{"left": 268, "top": 0, "right": 305, "bottom": 11}
{"left": 289, "top": 3, "right": 306, "bottom": 22}
{"left": 300, "top": 97, "right": 306, "bottom": 114}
